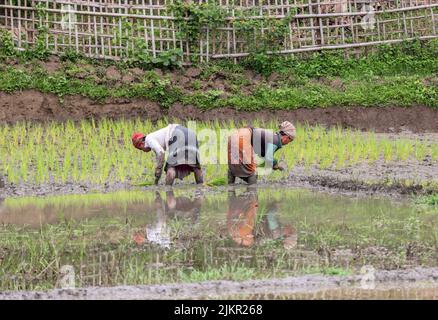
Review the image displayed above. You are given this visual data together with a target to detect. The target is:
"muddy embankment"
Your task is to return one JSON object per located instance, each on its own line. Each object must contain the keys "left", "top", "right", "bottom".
{"left": 1, "top": 90, "right": 438, "bottom": 133}
{"left": 1, "top": 267, "right": 438, "bottom": 300}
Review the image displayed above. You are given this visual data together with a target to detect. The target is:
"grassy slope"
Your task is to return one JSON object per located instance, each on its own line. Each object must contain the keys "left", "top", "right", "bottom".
{"left": 0, "top": 39, "right": 437, "bottom": 110}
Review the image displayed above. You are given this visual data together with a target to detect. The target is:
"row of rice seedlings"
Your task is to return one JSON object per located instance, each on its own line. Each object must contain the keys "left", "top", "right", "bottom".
{"left": 0, "top": 120, "right": 436, "bottom": 186}
{"left": 432, "top": 144, "right": 438, "bottom": 161}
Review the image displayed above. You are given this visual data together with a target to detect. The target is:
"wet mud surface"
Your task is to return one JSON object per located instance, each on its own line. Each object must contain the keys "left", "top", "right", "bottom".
{"left": 1, "top": 267, "right": 438, "bottom": 300}
{"left": 1, "top": 90, "right": 438, "bottom": 133}
{"left": 1, "top": 156, "right": 436, "bottom": 198}
{"left": 284, "top": 158, "right": 438, "bottom": 195}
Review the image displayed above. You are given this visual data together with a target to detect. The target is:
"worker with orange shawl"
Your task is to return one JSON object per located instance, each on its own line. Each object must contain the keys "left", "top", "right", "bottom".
{"left": 227, "top": 188, "right": 258, "bottom": 247}
{"left": 227, "top": 121, "right": 296, "bottom": 184}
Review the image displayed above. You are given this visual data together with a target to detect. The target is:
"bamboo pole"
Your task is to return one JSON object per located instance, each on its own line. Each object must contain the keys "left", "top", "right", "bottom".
{"left": 93, "top": 1, "right": 98, "bottom": 56}
{"left": 149, "top": 0, "right": 156, "bottom": 57}
{"left": 211, "top": 34, "right": 438, "bottom": 58}
{"left": 1, "top": 3, "right": 437, "bottom": 20}
{"left": 431, "top": 4, "right": 436, "bottom": 34}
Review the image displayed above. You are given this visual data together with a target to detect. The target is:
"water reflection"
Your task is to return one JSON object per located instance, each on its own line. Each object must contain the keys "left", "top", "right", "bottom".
{"left": 261, "top": 201, "right": 297, "bottom": 250}
{"left": 130, "top": 187, "right": 296, "bottom": 249}
{"left": 1, "top": 187, "right": 420, "bottom": 251}
{"left": 227, "top": 187, "right": 297, "bottom": 248}
{"left": 2, "top": 188, "right": 436, "bottom": 292}
{"left": 227, "top": 188, "right": 258, "bottom": 247}
{"left": 133, "top": 190, "right": 202, "bottom": 248}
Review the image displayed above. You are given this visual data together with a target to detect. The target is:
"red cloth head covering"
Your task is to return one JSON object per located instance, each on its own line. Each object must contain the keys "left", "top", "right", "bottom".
{"left": 132, "top": 132, "right": 146, "bottom": 150}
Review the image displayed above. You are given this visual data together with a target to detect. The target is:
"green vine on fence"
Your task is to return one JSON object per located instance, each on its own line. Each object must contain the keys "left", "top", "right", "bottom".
{"left": 0, "top": 30, "right": 16, "bottom": 56}
{"left": 170, "top": 0, "right": 226, "bottom": 39}
{"left": 170, "top": 0, "right": 227, "bottom": 62}
{"left": 234, "top": 7, "right": 297, "bottom": 54}
{"left": 30, "top": 2, "right": 50, "bottom": 60}
{"left": 169, "top": 0, "right": 297, "bottom": 63}
{"left": 0, "top": 2, "right": 50, "bottom": 59}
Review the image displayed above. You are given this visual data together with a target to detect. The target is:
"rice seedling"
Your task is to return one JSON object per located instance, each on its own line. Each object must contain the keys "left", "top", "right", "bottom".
{"left": 414, "top": 140, "right": 429, "bottom": 161}
{"left": 432, "top": 144, "right": 438, "bottom": 161}
{"left": 206, "top": 177, "right": 227, "bottom": 187}
{"left": 395, "top": 139, "right": 414, "bottom": 161}
{"left": 381, "top": 140, "right": 394, "bottom": 163}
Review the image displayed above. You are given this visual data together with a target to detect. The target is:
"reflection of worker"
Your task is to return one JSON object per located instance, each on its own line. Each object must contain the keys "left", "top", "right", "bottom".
{"left": 0, "top": 174, "right": 4, "bottom": 203}
{"left": 132, "top": 124, "right": 203, "bottom": 185}
{"left": 146, "top": 191, "right": 173, "bottom": 248}
{"left": 260, "top": 201, "right": 298, "bottom": 249}
{"left": 227, "top": 121, "right": 296, "bottom": 185}
{"left": 227, "top": 188, "right": 258, "bottom": 247}
{"left": 227, "top": 189, "right": 297, "bottom": 248}
{"left": 0, "top": 174, "right": 4, "bottom": 213}
{"left": 133, "top": 190, "right": 202, "bottom": 248}
{"left": 163, "top": 190, "right": 202, "bottom": 222}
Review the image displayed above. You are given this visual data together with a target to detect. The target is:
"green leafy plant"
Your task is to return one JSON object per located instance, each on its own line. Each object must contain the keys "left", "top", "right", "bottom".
{"left": 129, "top": 39, "right": 183, "bottom": 69}
{"left": 0, "top": 30, "right": 15, "bottom": 56}
{"left": 170, "top": 0, "right": 226, "bottom": 62}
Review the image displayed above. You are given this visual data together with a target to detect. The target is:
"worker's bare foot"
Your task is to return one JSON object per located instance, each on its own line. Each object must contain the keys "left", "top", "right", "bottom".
{"left": 194, "top": 168, "right": 204, "bottom": 184}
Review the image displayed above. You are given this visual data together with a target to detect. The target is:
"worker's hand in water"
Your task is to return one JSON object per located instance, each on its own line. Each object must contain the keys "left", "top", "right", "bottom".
{"left": 273, "top": 163, "right": 285, "bottom": 171}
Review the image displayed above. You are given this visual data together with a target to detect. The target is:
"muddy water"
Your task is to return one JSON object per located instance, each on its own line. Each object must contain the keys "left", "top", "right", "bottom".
{"left": 1, "top": 186, "right": 438, "bottom": 297}
{"left": 224, "top": 282, "right": 438, "bottom": 300}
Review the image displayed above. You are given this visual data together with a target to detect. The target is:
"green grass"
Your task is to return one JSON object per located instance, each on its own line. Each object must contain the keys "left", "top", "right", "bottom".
{"left": 0, "top": 39, "right": 437, "bottom": 109}
{"left": 301, "top": 267, "right": 353, "bottom": 276}
{"left": 178, "top": 265, "right": 256, "bottom": 282}
{"left": 417, "top": 194, "right": 438, "bottom": 206}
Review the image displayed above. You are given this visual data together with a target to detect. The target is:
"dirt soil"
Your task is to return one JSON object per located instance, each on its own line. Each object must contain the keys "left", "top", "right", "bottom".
{"left": 1, "top": 267, "right": 437, "bottom": 300}
{"left": 282, "top": 158, "right": 438, "bottom": 195}
{"left": 1, "top": 90, "right": 438, "bottom": 133}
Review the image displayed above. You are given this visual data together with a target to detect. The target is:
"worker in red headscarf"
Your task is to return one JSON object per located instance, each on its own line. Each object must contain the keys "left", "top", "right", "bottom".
{"left": 132, "top": 124, "right": 203, "bottom": 185}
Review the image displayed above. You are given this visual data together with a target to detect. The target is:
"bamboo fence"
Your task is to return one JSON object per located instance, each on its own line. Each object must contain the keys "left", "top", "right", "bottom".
{"left": 0, "top": 0, "right": 437, "bottom": 62}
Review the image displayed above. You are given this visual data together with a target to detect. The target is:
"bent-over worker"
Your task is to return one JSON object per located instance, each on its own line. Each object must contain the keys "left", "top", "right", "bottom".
{"left": 227, "top": 121, "right": 296, "bottom": 185}
{"left": 132, "top": 124, "right": 203, "bottom": 185}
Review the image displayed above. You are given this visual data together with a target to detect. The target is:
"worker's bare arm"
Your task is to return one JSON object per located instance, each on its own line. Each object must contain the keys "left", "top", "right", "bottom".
{"left": 144, "top": 136, "right": 166, "bottom": 184}
{"left": 154, "top": 151, "right": 165, "bottom": 184}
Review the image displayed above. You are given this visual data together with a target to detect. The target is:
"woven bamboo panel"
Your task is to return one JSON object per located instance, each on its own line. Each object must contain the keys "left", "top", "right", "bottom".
{"left": 0, "top": 0, "right": 437, "bottom": 62}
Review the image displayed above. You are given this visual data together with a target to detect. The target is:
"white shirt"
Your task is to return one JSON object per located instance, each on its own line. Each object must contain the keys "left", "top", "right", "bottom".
{"left": 146, "top": 222, "right": 171, "bottom": 249}
{"left": 144, "top": 124, "right": 179, "bottom": 155}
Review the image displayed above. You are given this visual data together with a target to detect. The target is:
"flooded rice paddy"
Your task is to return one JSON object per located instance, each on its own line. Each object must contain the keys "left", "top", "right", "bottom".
{"left": 1, "top": 186, "right": 437, "bottom": 298}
